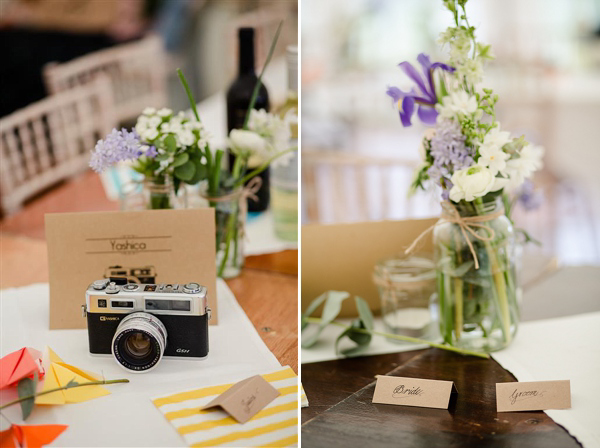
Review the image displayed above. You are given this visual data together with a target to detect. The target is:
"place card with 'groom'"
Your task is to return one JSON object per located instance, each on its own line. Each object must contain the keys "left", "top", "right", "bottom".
{"left": 496, "top": 380, "right": 571, "bottom": 412}
{"left": 372, "top": 375, "right": 457, "bottom": 409}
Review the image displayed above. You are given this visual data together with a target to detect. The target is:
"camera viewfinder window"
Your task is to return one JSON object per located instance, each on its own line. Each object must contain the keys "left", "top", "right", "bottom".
{"left": 111, "top": 301, "right": 134, "bottom": 308}
{"left": 172, "top": 300, "right": 191, "bottom": 311}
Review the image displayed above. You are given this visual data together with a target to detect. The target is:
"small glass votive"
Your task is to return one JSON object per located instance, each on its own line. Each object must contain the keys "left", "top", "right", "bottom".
{"left": 373, "top": 254, "right": 437, "bottom": 342}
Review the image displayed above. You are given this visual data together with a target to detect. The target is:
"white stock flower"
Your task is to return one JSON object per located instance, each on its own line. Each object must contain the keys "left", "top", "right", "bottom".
{"left": 449, "top": 165, "right": 505, "bottom": 202}
{"left": 228, "top": 129, "right": 267, "bottom": 159}
{"left": 436, "top": 91, "right": 478, "bottom": 122}
{"left": 477, "top": 127, "right": 512, "bottom": 175}
{"left": 503, "top": 144, "right": 544, "bottom": 190}
{"left": 142, "top": 107, "right": 156, "bottom": 116}
{"left": 148, "top": 115, "right": 162, "bottom": 129}
{"left": 457, "top": 58, "right": 484, "bottom": 86}
{"left": 142, "top": 128, "right": 159, "bottom": 141}
{"left": 157, "top": 108, "right": 173, "bottom": 117}
{"left": 247, "top": 109, "right": 291, "bottom": 155}
{"left": 177, "top": 130, "right": 195, "bottom": 147}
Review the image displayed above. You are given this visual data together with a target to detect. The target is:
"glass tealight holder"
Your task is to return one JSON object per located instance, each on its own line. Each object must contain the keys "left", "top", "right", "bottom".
{"left": 373, "top": 254, "right": 438, "bottom": 343}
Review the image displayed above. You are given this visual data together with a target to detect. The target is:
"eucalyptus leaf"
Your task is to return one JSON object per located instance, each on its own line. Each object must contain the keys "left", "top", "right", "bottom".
{"left": 186, "top": 157, "right": 207, "bottom": 185}
{"left": 301, "top": 291, "right": 350, "bottom": 348}
{"left": 355, "top": 296, "right": 374, "bottom": 331}
{"left": 155, "top": 153, "right": 170, "bottom": 162}
{"left": 17, "top": 371, "right": 38, "bottom": 420}
{"left": 174, "top": 160, "right": 196, "bottom": 181}
{"left": 336, "top": 319, "right": 372, "bottom": 357}
{"left": 164, "top": 134, "right": 177, "bottom": 153}
{"left": 301, "top": 292, "right": 328, "bottom": 331}
{"left": 66, "top": 377, "right": 79, "bottom": 388}
{"left": 173, "top": 153, "right": 189, "bottom": 167}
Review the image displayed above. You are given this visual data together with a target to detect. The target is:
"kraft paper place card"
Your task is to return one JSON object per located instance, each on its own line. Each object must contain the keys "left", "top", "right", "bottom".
{"left": 496, "top": 380, "right": 571, "bottom": 412}
{"left": 45, "top": 209, "right": 217, "bottom": 329}
{"left": 200, "top": 375, "right": 281, "bottom": 423}
{"left": 372, "top": 375, "right": 457, "bottom": 409}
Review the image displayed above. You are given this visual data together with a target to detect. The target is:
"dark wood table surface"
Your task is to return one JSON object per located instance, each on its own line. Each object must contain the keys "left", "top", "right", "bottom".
{"left": 301, "top": 349, "right": 580, "bottom": 447}
{"left": 0, "top": 170, "right": 298, "bottom": 371}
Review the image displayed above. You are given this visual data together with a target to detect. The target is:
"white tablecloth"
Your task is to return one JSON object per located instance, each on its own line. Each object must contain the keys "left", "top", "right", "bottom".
{"left": 493, "top": 312, "right": 600, "bottom": 448}
{"left": 0, "top": 280, "right": 282, "bottom": 447}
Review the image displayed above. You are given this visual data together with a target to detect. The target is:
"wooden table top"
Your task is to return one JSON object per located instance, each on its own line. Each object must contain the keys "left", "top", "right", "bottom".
{"left": 301, "top": 349, "right": 580, "bottom": 447}
{"left": 0, "top": 170, "right": 298, "bottom": 372}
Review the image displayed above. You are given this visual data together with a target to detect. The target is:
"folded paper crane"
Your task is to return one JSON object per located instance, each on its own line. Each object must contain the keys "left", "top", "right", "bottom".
{"left": 0, "top": 347, "right": 44, "bottom": 390}
{"left": 35, "top": 347, "right": 110, "bottom": 405}
{"left": 0, "top": 424, "right": 67, "bottom": 448}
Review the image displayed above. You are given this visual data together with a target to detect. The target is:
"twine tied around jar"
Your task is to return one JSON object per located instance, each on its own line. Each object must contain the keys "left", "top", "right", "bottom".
{"left": 404, "top": 201, "right": 504, "bottom": 270}
{"left": 203, "top": 176, "right": 263, "bottom": 239}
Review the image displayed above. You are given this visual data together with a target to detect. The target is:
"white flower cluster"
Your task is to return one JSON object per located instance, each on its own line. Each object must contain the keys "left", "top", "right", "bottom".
{"left": 436, "top": 91, "right": 480, "bottom": 122}
{"left": 449, "top": 127, "right": 544, "bottom": 202}
{"left": 227, "top": 109, "right": 294, "bottom": 166}
{"left": 135, "top": 107, "right": 209, "bottom": 150}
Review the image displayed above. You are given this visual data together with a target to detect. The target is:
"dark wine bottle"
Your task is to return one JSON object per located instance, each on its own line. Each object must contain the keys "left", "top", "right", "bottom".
{"left": 226, "top": 27, "right": 270, "bottom": 212}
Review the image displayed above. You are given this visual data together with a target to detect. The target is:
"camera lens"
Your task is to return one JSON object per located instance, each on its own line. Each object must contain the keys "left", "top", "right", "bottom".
{"left": 111, "top": 312, "right": 167, "bottom": 372}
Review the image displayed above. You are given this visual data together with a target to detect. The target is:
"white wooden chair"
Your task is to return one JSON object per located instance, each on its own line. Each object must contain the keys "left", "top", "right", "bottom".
{"left": 43, "top": 34, "right": 167, "bottom": 125}
{"left": 302, "top": 150, "right": 440, "bottom": 224}
{"left": 0, "top": 78, "right": 115, "bottom": 215}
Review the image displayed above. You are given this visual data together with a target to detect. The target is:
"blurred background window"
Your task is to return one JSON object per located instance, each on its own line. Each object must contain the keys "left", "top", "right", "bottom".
{"left": 301, "top": 0, "right": 600, "bottom": 265}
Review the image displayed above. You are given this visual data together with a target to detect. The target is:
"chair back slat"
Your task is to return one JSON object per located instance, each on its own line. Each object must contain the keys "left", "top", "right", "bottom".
{"left": 0, "top": 77, "right": 115, "bottom": 215}
{"left": 44, "top": 35, "right": 167, "bottom": 125}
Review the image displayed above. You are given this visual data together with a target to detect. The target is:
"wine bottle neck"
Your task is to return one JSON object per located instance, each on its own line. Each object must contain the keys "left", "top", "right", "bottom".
{"left": 238, "top": 28, "right": 256, "bottom": 76}
{"left": 286, "top": 45, "right": 298, "bottom": 93}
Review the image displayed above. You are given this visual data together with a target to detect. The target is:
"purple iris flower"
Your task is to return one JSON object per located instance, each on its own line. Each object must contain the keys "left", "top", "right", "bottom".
{"left": 386, "top": 53, "right": 455, "bottom": 127}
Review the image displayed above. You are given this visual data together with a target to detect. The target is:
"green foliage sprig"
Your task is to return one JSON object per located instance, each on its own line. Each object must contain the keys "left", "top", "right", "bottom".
{"left": 302, "top": 291, "right": 490, "bottom": 359}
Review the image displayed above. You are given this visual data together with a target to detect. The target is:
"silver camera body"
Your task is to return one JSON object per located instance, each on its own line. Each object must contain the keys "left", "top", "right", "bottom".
{"left": 84, "top": 279, "right": 210, "bottom": 372}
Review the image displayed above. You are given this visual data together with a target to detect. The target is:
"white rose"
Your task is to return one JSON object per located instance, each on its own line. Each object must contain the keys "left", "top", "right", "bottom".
{"left": 449, "top": 165, "right": 503, "bottom": 202}
{"left": 228, "top": 129, "right": 267, "bottom": 158}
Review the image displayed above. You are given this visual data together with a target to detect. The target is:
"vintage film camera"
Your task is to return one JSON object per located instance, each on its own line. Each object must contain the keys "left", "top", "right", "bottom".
{"left": 104, "top": 265, "right": 157, "bottom": 285}
{"left": 83, "top": 279, "right": 210, "bottom": 372}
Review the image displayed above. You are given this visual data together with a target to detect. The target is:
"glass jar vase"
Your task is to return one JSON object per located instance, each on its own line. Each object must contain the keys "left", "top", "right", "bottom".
{"left": 433, "top": 198, "right": 519, "bottom": 352}
{"left": 373, "top": 255, "right": 438, "bottom": 342}
{"left": 200, "top": 187, "right": 245, "bottom": 279}
{"left": 120, "top": 176, "right": 187, "bottom": 210}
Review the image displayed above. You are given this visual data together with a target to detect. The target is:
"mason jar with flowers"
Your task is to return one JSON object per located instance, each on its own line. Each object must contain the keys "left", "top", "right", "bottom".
{"left": 387, "top": 0, "right": 544, "bottom": 351}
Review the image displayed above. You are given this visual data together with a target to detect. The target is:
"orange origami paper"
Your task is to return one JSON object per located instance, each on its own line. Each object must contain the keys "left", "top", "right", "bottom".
{"left": 34, "top": 347, "right": 110, "bottom": 405}
{"left": 0, "top": 424, "right": 67, "bottom": 448}
{"left": 0, "top": 348, "right": 44, "bottom": 390}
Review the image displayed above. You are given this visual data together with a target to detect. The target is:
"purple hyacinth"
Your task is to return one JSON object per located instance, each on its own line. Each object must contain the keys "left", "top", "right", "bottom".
{"left": 427, "top": 120, "right": 473, "bottom": 197}
{"left": 89, "top": 128, "right": 144, "bottom": 172}
{"left": 516, "top": 179, "right": 543, "bottom": 211}
{"left": 145, "top": 145, "right": 158, "bottom": 158}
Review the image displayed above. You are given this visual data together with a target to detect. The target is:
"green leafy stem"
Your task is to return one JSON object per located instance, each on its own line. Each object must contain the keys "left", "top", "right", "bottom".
{"left": 0, "top": 378, "right": 129, "bottom": 420}
{"left": 303, "top": 317, "right": 489, "bottom": 359}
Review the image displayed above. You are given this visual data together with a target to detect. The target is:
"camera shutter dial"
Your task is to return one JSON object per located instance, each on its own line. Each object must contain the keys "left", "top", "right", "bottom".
{"left": 92, "top": 279, "right": 110, "bottom": 290}
{"left": 183, "top": 282, "right": 201, "bottom": 294}
{"left": 105, "top": 282, "right": 121, "bottom": 294}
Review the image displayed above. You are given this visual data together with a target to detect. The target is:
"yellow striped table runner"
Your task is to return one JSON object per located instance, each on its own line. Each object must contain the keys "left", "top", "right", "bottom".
{"left": 152, "top": 366, "right": 298, "bottom": 447}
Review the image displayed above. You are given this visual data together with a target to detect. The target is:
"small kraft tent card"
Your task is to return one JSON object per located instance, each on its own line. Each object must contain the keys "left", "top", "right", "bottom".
{"left": 496, "top": 380, "right": 571, "bottom": 412}
{"left": 46, "top": 209, "right": 217, "bottom": 329}
{"left": 372, "top": 375, "right": 457, "bottom": 409}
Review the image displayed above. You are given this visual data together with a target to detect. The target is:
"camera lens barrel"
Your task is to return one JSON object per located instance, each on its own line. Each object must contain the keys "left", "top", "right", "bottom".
{"left": 111, "top": 312, "right": 167, "bottom": 372}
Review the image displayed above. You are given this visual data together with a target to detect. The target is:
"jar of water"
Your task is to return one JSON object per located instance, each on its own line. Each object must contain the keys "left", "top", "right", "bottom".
{"left": 373, "top": 255, "right": 437, "bottom": 342}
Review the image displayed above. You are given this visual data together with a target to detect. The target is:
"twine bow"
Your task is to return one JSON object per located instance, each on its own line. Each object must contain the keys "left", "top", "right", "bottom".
{"left": 204, "top": 176, "right": 263, "bottom": 239}
{"left": 404, "top": 201, "right": 504, "bottom": 270}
